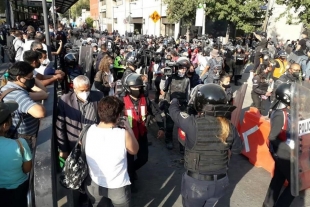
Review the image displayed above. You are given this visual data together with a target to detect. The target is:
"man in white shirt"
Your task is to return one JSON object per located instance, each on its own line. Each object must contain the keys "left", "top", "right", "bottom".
{"left": 13, "top": 31, "right": 24, "bottom": 62}
{"left": 196, "top": 48, "right": 210, "bottom": 76}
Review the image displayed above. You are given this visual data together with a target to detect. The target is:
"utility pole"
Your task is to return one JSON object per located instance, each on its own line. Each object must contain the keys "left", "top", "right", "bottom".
{"left": 262, "top": 0, "right": 273, "bottom": 32}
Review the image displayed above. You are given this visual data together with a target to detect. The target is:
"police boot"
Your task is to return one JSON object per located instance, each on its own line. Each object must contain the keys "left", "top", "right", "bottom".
{"left": 234, "top": 75, "right": 239, "bottom": 86}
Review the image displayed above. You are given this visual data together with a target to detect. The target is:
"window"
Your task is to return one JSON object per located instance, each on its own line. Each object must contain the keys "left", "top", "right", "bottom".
{"left": 100, "top": 12, "right": 106, "bottom": 18}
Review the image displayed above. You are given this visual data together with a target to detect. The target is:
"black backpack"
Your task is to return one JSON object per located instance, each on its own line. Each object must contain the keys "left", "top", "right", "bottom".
{"left": 5, "top": 39, "right": 20, "bottom": 63}
{"left": 0, "top": 87, "right": 23, "bottom": 138}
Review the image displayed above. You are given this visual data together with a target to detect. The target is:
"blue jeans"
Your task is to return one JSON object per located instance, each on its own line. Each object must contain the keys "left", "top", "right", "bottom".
{"left": 181, "top": 172, "right": 229, "bottom": 207}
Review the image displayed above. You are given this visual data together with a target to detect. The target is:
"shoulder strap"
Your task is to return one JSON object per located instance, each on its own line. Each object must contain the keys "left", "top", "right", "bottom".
{"left": 15, "top": 139, "right": 24, "bottom": 159}
{"left": 81, "top": 124, "right": 92, "bottom": 158}
{"left": 0, "top": 88, "right": 20, "bottom": 101}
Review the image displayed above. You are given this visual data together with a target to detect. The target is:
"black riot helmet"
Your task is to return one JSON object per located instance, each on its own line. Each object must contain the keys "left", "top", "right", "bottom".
{"left": 176, "top": 57, "right": 190, "bottom": 70}
{"left": 126, "top": 56, "right": 137, "bottom": 68}
{"left": 192, "top": 84, "right": 236, "bottom": 117}
{"left": 194, "top": 84, "right": 228, "bottom": 112}
{"left": 123, "top": 73, "right": 144, "bottom": 93}
{"left": 64, "top": 53, "right": 77, "bottom": 66}
{"left": 270, "top": 82, "right": 291, "bottom": 110}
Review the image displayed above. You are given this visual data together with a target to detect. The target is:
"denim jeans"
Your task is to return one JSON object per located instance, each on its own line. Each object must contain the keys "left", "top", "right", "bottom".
{"left": 181, "top": 172, "right": 229, "bottom": 207}
{"left": 84, "top": 176, "right": 131, "bottom": 207}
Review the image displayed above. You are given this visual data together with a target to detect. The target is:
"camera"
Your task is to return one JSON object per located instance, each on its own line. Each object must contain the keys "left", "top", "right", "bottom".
{"left": 163, "top": 62, "right": 178, "bottom": 76}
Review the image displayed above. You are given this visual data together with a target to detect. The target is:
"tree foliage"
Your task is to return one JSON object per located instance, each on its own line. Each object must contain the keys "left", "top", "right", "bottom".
{"left": 0, "top": 1, "right": 5, "bottom": 13}
{"left": 85, "top": 17, "right": 94, "bottom": 28}
{"left": 164, "top": 0, "right": 267, "bottom": 32}
{"left": 276, "top": 0, "right": 310, "bottom": 27}
{"left": 70, "top": 0, "right": 90, "bottom": 21}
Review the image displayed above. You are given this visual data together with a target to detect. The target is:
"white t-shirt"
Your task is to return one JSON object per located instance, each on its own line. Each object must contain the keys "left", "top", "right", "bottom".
{"left": 85, "top": 125, "right": 130, "bottom": 188}
{"left": 20, "top": 40, "right": 47, "bottom": 61}
{"left": 197, "top": 54, "right": 207, "bottom": 71}
{"left": 20, "top": 40, "right": 34, "bottom": 61}
{"left": 13, "top": 38, "right": 24, "bottom": 61}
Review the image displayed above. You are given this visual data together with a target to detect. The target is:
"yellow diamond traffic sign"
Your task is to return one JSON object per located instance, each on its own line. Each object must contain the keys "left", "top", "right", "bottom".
{"left": 150, "top": 11, "right": 161, "bottom": 23}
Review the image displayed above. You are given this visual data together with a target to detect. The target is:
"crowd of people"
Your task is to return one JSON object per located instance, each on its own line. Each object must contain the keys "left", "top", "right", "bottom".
{"left": 0, "top": 18, "right": 306, "bottom": 207}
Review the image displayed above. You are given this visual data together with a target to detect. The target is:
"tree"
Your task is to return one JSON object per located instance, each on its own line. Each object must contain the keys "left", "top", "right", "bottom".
{"left": 0, "top": 1, "right": 5, "bottom": 13}
{"left": 85, "top": 17, "right": 93, "bottom": 28}
{"left": 164, "top": 0, "right": 267, "bottom": 33}
{"left": 70, "top": 0, "right": 90, "bottom": 21}
{"left": 276, "top": 0, "right": 310, "bottom": 27}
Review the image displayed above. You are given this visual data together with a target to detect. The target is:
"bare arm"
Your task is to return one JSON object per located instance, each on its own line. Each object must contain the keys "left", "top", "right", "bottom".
{"left": 253, "top": 32, "right": 262, "bottom": 41}
{"left": 22, "top": 160, "right": 32, "bottom": 173}
{"left": 200, "top": 65, "right": 210, "bottom": 77}
{"left": 27, "top": 104, "right": 46, "bottom": 118}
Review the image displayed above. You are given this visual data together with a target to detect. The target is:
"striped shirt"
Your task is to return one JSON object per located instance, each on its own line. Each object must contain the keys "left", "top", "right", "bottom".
{"left": 76, "top": 96, "right": 97, "bottom": 126}
{"left": 1, "top": 82, "right": 40, "bottom": 136}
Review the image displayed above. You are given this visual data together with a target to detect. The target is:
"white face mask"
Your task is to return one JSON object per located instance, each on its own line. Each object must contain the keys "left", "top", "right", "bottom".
{"left": 178, "top": 71, "right": 185, "bottom": 77}
{"left": 42, "top": 58, "right": 50, "bottom": 66}
{"left": 49, "top": 29, "right": 54, "bottom": 33}
{"left": 77, "top": 91, "right": 90, "bottom": 101}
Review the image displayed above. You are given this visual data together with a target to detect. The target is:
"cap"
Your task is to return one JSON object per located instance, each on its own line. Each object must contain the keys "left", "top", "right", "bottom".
{"left": 91, "top": 43, "right": 98, "bottom": 47}
{"left": 0, "top": 101, "right": 18, "bottom": 124}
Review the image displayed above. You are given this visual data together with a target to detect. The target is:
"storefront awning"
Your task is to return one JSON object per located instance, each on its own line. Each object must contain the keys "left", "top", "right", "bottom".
{"left": 55, "top": 0, "right": 78, "bottom": 14}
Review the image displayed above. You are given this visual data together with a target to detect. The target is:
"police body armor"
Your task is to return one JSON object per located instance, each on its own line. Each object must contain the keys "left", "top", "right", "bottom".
{"left": 235, "top": 53, "right": 245, "bottom": 65}
{"left": 165, "top": 75, "right": 189, "bottom": 108}
{"left": 184, "top": 116, "right": 233, "bottom": 173}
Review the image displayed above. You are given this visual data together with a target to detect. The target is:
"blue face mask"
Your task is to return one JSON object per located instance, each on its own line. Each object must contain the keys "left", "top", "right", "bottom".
{"left": 110, "top": 64, "right": 114, "bottom": 69}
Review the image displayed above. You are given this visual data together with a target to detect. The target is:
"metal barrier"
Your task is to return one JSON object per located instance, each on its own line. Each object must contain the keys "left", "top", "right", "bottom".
{"left": 33, "top": 83, "right": 58, "bottom": 207}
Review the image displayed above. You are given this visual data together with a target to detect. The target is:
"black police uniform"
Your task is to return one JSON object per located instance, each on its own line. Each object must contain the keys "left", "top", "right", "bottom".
{"left": 263, "top": 108, "right": 295, "bottom": 206}
{"left": 251, "top": 74, "right": 269, "bottom": 114}
{"left": 169, "top": 98, "right": 243, "bottom": 206}
{"left": 163, "top": 74, "right": 190, "bottom": 147}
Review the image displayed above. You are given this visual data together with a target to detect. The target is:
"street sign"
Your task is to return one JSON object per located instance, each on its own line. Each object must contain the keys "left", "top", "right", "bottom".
{"left": 150, "top": 11, "right": 161, "bottom": 23}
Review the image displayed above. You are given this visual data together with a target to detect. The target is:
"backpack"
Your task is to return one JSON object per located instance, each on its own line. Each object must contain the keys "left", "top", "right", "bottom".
{"left": 210, "top": 58, "right": 223, "bottom": 73}
{"left": 5, "top": 39, "right": 20, "bottom": 63}
{"left": 0, "top": 87, "right": 23, "bottom": 138}
{"left": 59, "top": 124, "right": 91, "bottom": 192}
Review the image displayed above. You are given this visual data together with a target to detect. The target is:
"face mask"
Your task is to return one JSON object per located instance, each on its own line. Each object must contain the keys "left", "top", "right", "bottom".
{"left": 23, "top": 77, "right": 35, "bottom": 90}
{"left": 292, "top": 72, "right": 300, "bottom": 78}
{"left": 222, "top": 83, "right": 231, "bottom": 88}
{"left": 110, "top": 64, "right": 114, "bottom": 69}
{"left": 49, "top": 29, "right": 54, "bottom": 33}
{"left": 42, "top": 58, "right": 50, "bottom": 66}
{"left": 77, "top": 91, "right": 90, "bottom": 101}
{"left": 178, "top": 71, "right": 185, "bottom": 77}
{"left": 130, "top": 89, "right": 140, "bottom": 98}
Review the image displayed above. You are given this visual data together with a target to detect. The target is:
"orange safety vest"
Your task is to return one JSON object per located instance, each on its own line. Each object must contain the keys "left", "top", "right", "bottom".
{"left": 273, "top": 59, "right": 287, "bottom": 79}
{"left": 124, "top": 95, "right": 148, "bottom": 139}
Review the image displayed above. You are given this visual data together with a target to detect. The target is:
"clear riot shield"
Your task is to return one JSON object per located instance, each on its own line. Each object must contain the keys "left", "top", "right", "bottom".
{"left": 231, "top": 83, "right": 248, "bottom": 128}
{"left": 83, "top": 46, "right": 94, "bottom": 82}
{"left": 290, "top": 82, "right": 310, "bottom": 196}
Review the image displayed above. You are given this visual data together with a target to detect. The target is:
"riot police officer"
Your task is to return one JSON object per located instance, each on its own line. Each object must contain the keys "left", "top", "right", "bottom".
{"left": 162, "top": 57, "right": 190, "bottom": 150}
{"left": 168, "top": 84, "right": 243, "bottom": 207}
{"left": 122, "top": 73, "right": 165, "bottom": 192}
{"left": 263, "top": 82, "right": 295, "bottom": 207}
{"left": 251, "top": 65, "right": 273, "bottom": 114}
{"left": 234, "top": 46, "right": 247, "bottom": 85}
{"left": 121, "top": 56, "right": 137, "bottom": 84}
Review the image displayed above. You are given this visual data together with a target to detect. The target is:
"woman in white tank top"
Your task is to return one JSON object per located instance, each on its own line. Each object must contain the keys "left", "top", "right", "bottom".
{"left": 84, "top": 96, "right": 139, "bottom": 207}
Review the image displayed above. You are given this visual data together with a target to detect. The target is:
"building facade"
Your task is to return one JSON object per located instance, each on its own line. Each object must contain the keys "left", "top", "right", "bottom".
{"left": 92, "top": 0, "right": 180, "bottom": 38}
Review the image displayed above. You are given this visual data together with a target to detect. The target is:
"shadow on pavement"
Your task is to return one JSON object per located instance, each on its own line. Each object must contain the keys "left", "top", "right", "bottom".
{"left": 132, "top": 124, "right": 183, "bottom": 207}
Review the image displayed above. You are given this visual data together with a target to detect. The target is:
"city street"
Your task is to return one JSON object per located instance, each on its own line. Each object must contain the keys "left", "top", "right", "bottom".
{"left": 129, "top": 71, "right": 310, "bottom": 207}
